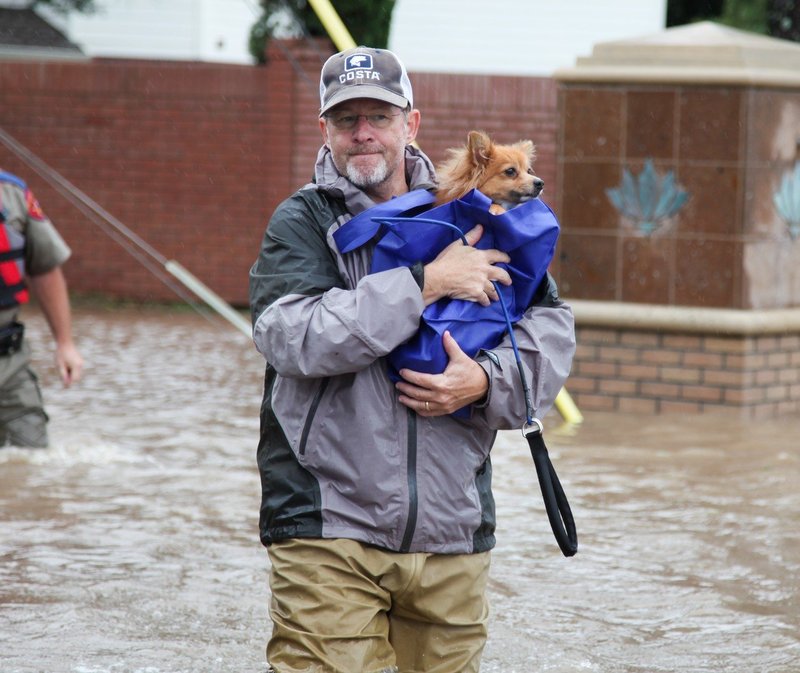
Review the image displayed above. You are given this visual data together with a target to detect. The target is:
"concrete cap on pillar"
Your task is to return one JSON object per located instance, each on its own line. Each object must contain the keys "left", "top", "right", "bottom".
{"left": 555, "top": 21, "right": 800, "bottom": 88}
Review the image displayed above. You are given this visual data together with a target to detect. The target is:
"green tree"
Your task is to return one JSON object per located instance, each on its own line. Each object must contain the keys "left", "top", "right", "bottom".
{"left": 718, "top": 0, "right": 768, "bottom": 32}
{"left": 249, "top": 0, "right": 396, "bottom": 64}
{"left": 767, "top": 0, "right": 800, "bottom": 39}
{"left": 667, "top": 0, "right": 725, "bottom": 26}
{"left": 667, "top": 0, "right": 799, "bottom": 40}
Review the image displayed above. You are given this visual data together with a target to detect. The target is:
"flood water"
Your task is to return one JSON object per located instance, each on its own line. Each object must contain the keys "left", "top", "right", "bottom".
{"left": 1, "top": 306, "right": 798, "bottom": 673}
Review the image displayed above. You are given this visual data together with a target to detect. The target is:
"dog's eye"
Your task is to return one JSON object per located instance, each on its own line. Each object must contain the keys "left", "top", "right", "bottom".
{"left": 504, "top": 167, "right": 518, "bottom": 177}
{"left": 527, "top": 168, "right": 535, "bottom": 175}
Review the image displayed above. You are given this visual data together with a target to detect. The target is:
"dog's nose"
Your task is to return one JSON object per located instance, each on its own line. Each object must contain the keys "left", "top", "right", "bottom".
{"left": 533, "top": 178, "right": 544, "bottom": 195}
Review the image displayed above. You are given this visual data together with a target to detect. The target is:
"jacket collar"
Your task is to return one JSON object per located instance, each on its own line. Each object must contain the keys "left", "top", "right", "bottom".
{"left": 312, "top": 144, "right": 437, "bottom": 218}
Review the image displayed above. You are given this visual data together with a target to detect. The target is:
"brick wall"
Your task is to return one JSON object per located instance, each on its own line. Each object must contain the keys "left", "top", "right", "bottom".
{"left": 413, "top": 72, "right": 558, "bottom": 207}
{"left": 1, "top": 42, "right": 559, "bottom": 306}
{"left": 569, "top": 324, "right": 800, "bottom": 418}
{"left": 1, "top": 58, "right": 278, "bottom": 304}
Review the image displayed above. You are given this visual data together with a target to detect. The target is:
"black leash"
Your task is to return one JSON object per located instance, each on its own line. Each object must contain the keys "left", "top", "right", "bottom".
{"left": 523, "top": 420, "right": 578, "bottom": 557}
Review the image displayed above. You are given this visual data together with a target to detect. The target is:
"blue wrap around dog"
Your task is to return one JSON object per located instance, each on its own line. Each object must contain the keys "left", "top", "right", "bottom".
{"left": 333, "top": 188, "right": 560, "bottom": 415}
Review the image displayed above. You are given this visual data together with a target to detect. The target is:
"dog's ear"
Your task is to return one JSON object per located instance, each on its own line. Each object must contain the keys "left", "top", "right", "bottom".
{"left": 515, "top": 139, "right": 536, "bottom": 162}
{"left": 467, "top": 131, "right": 492, "bottom": 168}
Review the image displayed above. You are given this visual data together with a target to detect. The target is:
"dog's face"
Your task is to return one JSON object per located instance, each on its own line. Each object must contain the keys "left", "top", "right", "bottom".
{"left": 468, "top": 131, "right": 544, "bottom": 209}
{"left": 435, "top": 130, "right": 545, "bottom": 210}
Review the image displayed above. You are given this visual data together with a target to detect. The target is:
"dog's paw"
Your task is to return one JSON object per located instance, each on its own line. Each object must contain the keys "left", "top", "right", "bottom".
{"left": 489, "top": 203, "right": 506, "bottom": 215}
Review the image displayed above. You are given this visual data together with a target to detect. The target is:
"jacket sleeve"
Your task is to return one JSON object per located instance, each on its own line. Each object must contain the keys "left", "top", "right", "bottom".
{"left": 249, "top": 192, "right": 425, "bottom": 378}
{"left": 475, "top": 274, "right": 576, "bottom": 428}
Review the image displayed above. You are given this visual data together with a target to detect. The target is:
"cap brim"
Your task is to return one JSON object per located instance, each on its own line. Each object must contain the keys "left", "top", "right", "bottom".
{"left": 319, "top": 86, "right": 409, "bottom": 117}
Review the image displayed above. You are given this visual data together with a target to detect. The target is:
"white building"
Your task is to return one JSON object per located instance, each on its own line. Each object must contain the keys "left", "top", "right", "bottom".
{"left": 389, "top": 0, "right": 668, "bottom": 76}
{"left": 16, "top": 0, "right": 667, "bottom": 74}
{"left": 34, "top": 0, "right": 260, "bottom": 64}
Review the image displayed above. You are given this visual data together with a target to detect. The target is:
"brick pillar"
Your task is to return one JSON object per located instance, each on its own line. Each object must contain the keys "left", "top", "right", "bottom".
{"left": 555, "top": 22, "right": 800, "bottom": 310}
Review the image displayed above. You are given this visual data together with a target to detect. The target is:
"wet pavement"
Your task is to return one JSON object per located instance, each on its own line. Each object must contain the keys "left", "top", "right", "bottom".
{"left": 1, "top": 307, "right": 798, "bottom": 672}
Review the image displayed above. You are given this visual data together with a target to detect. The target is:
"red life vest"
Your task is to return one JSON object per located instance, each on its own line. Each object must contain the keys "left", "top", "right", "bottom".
{"left": 0, "top": 171, "right": 31, "bottom": 308}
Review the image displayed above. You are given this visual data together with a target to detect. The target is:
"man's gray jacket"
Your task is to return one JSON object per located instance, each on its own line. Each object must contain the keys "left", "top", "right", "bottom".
{"left": 249, "top": 145, "right": 576, "bottom": 554}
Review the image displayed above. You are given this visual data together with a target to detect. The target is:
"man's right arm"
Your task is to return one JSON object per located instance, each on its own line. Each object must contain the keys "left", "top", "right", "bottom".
{"left": 249, "top": 194, "right": 426, "bottom": 379}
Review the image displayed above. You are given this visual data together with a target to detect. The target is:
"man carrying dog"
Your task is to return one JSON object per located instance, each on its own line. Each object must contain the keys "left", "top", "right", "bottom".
{"left": 249, "top": 45, "right": 575, "bottom": 673}
{"left": 0, "top": 169, "right": 83, "bottom": 448}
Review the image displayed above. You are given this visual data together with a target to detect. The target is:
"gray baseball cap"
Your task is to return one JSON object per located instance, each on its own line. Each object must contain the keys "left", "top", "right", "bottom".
{"left": 319, "top": 46, "right": 413, "bottom": 117}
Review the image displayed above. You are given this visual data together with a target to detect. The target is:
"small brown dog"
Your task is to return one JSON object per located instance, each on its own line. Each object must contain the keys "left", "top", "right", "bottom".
{"left": 435, "top": 130, "right": 544, "bottom": 214}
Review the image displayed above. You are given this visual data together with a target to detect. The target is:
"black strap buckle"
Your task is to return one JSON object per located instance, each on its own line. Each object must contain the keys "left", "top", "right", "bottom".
{"left": 0, "top": 321, "right": 25, "bottom": 356}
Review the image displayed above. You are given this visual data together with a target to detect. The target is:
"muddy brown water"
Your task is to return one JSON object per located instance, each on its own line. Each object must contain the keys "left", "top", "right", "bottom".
{"left": 1, "top": 307, "right": 798, "bottom": 672}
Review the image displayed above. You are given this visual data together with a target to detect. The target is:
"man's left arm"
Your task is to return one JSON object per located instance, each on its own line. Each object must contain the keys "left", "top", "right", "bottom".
{"left": 395, "top": 275, "right": 576, "bottom": 426}
{"left": 27, "top": 267, "right": 83, "bottom": 386}
{"left": 473, "top": 297, "right": 575, "bottom": 427}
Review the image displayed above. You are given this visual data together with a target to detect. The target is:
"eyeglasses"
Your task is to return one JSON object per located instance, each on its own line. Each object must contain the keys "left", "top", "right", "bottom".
{"left": 325, "top": 112, "right": 403, "bottom": 131}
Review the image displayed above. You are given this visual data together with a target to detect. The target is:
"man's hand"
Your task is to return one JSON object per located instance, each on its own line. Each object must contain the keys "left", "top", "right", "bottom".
{"left": 422, "top": 224, "right": 511, "bottom": 306}
{"left": 27, "top": 267, "right": 83, "bottom": 387}
{"left": 55, "top": 341, "right": 83, "bottom": 387}
{"left": 396, "top": 330, "right": 489, "bottom": 416}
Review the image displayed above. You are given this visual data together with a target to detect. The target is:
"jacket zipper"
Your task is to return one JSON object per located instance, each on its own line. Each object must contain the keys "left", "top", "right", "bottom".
{"left": 399, "top": 408, "right": 418, "bottom": 552}
{"left": 298, "top": 378, "right": 329, "bottom": 455}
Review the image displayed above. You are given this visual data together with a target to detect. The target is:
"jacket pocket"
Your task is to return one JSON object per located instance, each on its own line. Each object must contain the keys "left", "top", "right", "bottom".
{"left": 298, "top": 378, "right": 330, "bottom": 456}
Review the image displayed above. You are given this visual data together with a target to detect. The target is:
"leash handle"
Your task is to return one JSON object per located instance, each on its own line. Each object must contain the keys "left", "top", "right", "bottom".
{"left": 524, "top": 422, "right": 578, "bottom": 557}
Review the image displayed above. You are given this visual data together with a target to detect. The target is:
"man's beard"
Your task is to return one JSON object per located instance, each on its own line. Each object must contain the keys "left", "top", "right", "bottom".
{"left": 346, "top": 159, "right": 389, "bottom": 188}
{"left": 341, "top": 147, "right": 390, "bottom": 188}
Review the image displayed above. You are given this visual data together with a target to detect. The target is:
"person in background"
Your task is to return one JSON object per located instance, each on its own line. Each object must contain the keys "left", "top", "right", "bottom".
{"left": 249, "top": 46, "right": 575, "bottom": 673}
{"left": 0, "top": 169, "right": 83, "bottom": 448}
